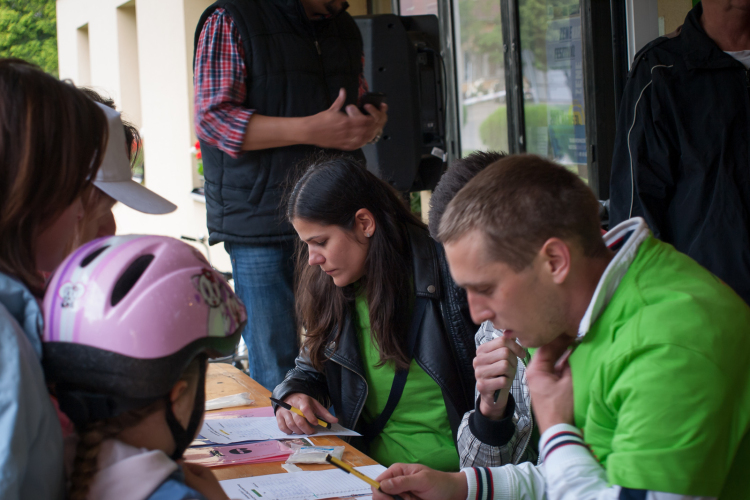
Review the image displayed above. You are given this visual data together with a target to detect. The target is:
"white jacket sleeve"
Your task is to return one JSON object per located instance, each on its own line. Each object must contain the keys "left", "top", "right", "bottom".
{"left": 541, "top": 424, "right": 715, "bottom": 500}
{"left": 462, "top": 462, "right": 547, "bottom": 500}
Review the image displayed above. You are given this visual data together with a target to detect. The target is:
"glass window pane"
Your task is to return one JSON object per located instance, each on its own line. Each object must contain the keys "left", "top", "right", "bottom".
{"left": 519, "top": 0, "right": 587, "bottom": 179}
{"left": 399, "top": 0, "right": 439, "bottom": 16}
{"left": 454, "top": 0, "right": 506, "bottom": 156}
{"left": 657, "top": 0, "right": 693, "bottom": 36}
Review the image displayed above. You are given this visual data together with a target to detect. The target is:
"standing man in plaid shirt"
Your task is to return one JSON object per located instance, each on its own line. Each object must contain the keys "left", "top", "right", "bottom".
{"left": 193, "top": 0, "right": 387, "bottom": 390}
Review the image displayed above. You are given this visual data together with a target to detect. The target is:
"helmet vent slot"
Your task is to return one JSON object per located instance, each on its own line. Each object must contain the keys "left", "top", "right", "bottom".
{"left": 80, "top": 246, "right": 109, "bottom": 268}
{"left": 111, "top": 254, "right": 155, "bottom": 307}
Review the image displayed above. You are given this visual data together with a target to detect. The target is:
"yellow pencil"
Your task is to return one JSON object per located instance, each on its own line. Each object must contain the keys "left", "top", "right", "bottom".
{"left": 325, "top": 454, "right": 404, "bottom": 500}
{"left": 270, "top": 397, "right": 332, "bottom": 429}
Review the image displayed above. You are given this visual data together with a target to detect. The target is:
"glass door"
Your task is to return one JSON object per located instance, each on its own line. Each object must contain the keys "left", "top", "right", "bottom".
{"left": 453, "top": 0, "right": 508, "bottom": 156}
{"left": 518, "top": 0, "right": 587, "bottom": 179}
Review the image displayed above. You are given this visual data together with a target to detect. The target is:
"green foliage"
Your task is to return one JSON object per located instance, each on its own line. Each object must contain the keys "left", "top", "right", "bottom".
{"left": 518, "top": 0, "right": 580, "bottom": 71}
{"left": 479, "top": 103, "right": 587, "bottom": 172}
{"left": 478, "top": 103, "right": 559, "bottom": 152}
{"left": 478, "top": 105, "right": 509, "bottom": 152}
{"left": 410, "top": 192, "right": 421, "bottom": 216}
{"left": 518, "top": 0, "right": 547, "bottom": 70}
{"left": 457, "top": 0, "right": 583, "bottom": 76}
{"left": 133, "top": 145, "right": 146, "bottom": 182}
{"left": 0, "top": 0, "right": 58, "bottom": 76}
{"left": 458, "top": 0, "right": 504, "bottom": 67}
{"left": 523, "top": 103, "right": 551, "bottom": 129}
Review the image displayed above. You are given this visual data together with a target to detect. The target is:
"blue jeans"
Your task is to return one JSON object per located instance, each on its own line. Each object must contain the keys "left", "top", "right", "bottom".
{"left": 225, "top": 240, "right": 298, "bottom": 390}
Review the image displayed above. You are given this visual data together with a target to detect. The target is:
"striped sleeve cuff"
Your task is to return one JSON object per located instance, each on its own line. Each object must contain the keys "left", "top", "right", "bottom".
{"left": 539, "top": 423, "right": 592, "bottom": 463}
{"left": 463, "top": 467, "right": 495, "bottom": 500}
{"left": 462, "top": 467, "right": 516, "bottom": 500}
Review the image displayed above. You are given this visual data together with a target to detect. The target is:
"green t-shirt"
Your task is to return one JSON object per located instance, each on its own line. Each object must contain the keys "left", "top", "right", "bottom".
{"left": 354, "top": 293, "right": 459, "bottom": 471}
{"left": 571, "top": 235, "right": 750, "bottom": 497}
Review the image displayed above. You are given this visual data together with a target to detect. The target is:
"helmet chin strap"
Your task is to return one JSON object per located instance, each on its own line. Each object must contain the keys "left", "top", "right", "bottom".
{"left": 164, "top": 355, "right": 207, "bottom": 461}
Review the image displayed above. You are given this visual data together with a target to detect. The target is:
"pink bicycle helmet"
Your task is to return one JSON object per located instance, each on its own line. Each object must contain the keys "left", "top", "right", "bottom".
{"left": 43, "top": 235, "right": 246, "bottom": 432}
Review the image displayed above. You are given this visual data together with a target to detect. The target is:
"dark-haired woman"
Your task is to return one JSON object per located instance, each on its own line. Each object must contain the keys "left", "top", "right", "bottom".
{"left": 272, "top": 156, "right": 478, "bottom": 471}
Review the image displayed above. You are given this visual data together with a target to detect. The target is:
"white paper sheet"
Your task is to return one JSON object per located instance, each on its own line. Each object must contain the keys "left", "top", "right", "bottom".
{"left": 221, "top": 465, "right": 386, "bottom": 500}
{"left": 200, "top": 417, "right": 360, "bottom": 445}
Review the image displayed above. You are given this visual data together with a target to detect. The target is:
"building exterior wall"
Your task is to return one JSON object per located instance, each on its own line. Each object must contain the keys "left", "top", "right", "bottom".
{"left": 57, "top": 0, "right": 233, "bottom": 270}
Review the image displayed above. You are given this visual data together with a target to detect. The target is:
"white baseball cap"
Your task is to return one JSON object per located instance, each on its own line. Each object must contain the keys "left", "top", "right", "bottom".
{"left": 94, "top": 103, "right": 177, "bottom": 214}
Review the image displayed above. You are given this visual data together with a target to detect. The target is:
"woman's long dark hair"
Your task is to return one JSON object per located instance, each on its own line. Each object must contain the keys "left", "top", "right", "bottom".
{"left": 0, "top": 59, "right": 107, "bottom": 296}
{"left": 287, "top": 155, "right": 425, "bottom": 371}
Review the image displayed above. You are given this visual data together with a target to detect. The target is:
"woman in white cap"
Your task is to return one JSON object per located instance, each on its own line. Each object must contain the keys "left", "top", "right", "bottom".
{"left": 54, "top": 93, "right": 181, "bottom": 451}
{"left": 65, "top": 91, "right": 177, "bottom": 253}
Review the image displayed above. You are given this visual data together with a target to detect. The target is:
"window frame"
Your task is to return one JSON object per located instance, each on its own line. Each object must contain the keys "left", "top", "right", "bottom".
{"left": 500, "top": 0, "right": 527, "bottom": 155}
{"left": 391, "top": 0, "right": 628, "bottom": 200}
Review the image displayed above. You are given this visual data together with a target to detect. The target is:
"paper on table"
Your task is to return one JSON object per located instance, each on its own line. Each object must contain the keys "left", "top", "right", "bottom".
{"left": 184, "top": 440, "right": 293, "bottom": 467}
{"left": 200, "top": 417, "right": 360, "bottom": 445}
{"left": 220, "top": 464, "right": 386, "bottom": 500}
{"left": 190, "top": 431, "right": 315, "bottom": 450}
{"left": 205, "top": 406, "right": 276, "bottom": 419}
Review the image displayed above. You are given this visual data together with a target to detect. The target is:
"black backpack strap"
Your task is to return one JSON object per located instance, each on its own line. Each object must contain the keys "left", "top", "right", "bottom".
{"left": 361, "top": 297, "right": 428, "bottom": 443}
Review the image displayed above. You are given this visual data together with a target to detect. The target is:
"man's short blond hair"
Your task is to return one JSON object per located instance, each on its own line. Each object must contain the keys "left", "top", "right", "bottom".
{"left": 438, "top": 154, "right": 607, "bottom": 270}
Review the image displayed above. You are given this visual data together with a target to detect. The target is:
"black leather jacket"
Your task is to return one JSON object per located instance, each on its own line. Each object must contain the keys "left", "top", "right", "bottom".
{"left": 272, "top": 224, "right": 478, "bottom": 447}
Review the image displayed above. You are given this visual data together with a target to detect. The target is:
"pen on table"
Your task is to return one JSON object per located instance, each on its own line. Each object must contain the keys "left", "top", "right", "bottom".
{"left": 269, "top": 397, "right": 332, "bottom": 429}
{"left": 325, "top": 454, "right": 404, "bottom": 500}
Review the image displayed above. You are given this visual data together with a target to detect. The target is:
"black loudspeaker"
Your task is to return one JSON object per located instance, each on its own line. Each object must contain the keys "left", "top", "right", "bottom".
{"left": 355, "top": 14, "right": 446, "bottom": 192}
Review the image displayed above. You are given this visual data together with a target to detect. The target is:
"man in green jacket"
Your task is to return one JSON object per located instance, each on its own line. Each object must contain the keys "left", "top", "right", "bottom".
{"left": 373, "top": 154, "right": 750, "bottom": 500}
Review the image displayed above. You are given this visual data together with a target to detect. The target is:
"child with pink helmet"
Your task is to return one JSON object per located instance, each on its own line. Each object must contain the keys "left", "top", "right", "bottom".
{"left": 43, "top": 234, "right": 247, "bottom": 500}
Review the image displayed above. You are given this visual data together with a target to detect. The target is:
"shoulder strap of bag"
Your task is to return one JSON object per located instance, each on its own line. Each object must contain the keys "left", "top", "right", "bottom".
{"left": 361, "top": 297, "right": 428, "bottom": 443}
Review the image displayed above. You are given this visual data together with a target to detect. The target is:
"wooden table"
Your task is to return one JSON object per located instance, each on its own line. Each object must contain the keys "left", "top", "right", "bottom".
{"left": 205, "top": 363, "right": 378, "bottom": 481}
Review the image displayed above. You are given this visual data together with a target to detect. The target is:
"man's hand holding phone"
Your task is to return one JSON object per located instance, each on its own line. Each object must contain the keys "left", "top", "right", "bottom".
{"left": 358, "top": 92, "right": 387, "bottom": 115}
{"left": 309, "top": 88, "right": 388, "bottom": 150}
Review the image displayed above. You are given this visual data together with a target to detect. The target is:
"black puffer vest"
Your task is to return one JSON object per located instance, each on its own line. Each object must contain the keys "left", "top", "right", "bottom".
{"left": 194, "top": 0, "right": 364, "bottom": 244}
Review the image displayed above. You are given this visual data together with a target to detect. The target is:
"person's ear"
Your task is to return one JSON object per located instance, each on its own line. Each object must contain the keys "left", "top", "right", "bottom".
{"left": 169, "top": 380, "right": 193, "bottom": 428}
{"left": 539, "top": 238, "right": 571, "bottom": 285}
{"left": 354, "top": 208, "right": 376, "bottom": 239}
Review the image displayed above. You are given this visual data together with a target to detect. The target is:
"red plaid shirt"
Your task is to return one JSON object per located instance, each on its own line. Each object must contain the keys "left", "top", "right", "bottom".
{"left": 194, "top": 8, "right": 369, "bottom": 158}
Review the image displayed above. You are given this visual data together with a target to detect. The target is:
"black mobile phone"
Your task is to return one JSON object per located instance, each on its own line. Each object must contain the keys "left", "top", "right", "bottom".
{"left": 358, "top": 92, "right": 387, "bottom": 114}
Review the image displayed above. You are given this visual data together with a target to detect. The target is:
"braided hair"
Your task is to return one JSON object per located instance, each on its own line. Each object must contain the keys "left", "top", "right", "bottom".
{"left": 69, "top": 403, "right": 161, "bottom": 500}
{"left": 67, "top": 358, "right": 203, "bottom": 500}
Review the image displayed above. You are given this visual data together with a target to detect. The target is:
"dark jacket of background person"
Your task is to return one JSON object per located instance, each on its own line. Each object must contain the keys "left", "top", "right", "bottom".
{"left": 272, "top": 224, "right": 478, "bottom": 447}
{"left": 609, "top": 2, "right": 750, "bottom": 304}
{"left": 194, "top": 0, "right": 365, "bottom": 244}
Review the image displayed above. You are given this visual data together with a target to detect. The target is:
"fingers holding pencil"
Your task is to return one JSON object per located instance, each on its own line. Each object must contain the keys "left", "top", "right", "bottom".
{"left": 271, "top": 397, "right": 333, "bottom": 429}
{"left": 325, "top": 455, "right": 404, "bottom": 500}
{"left": 375, "top": 463, "right": 468, "bottom": 500}
{"left": 273, "top": 394, "right": 338, "bottom": 435}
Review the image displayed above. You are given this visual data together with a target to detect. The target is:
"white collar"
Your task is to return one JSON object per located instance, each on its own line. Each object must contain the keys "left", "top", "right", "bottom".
{"left": 87, "top": 439, "right": 178, "bottom": 500}
{"left": 577, "top": 217, "right": 651, "bottom": 338}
